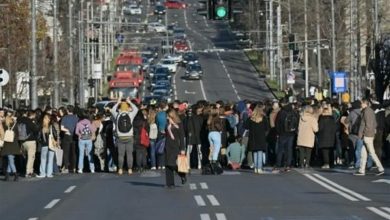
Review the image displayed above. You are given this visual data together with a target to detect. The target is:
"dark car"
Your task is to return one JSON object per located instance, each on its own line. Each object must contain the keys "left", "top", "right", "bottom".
{"left": 150, "top": 74, "right": 171, "bottom": 89}
{"left": 142, "top": 95, "right": 167, "bottom": 105}
{"left": 154, "top": 5, "right": 166, "bottom": 15}
{"left": 185, "top": 63, "right": 203, "bottom": 80}
{"left": 182, "top": 52, "right": 199, "bottom": 66}
{"left": 151, "top": 83, "right": 173, "bottom": 95}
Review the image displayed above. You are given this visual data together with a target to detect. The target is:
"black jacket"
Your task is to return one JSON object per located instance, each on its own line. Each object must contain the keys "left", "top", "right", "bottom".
{"left": 133, "top": 111, "right": 148, "bottom": 149}
{"left": 317, "top": 115, "right": 337, "bottom": 149}
{"left": 165, "top": 123, "right": 185, "bottom": 167}
{"left": 275, "top": 104, "right": 298, "bottom": 136}
{"left": 18, "top": 116, "right": 39, "bottom": 142}
{"left": 186, "top": 113, "right": 203, "bottom": 145}
{"left": 37, "top": 125, "right": 58, "bottom": 148}
{"left": 245, "top": 117, "right": 270, "bottom": 151}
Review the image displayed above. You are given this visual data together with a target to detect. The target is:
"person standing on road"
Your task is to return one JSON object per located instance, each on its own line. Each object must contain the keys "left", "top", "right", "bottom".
{"left": 133, "top": 108, "right": 149, "bottom": 173}
{"left": 148, "top": 108, "right": 158, "bottom": 170}
{"left": 355, "top": 99, "right": 385, "bottom": 176}
{"left": 164, "top": 108, "right": 186, "bottom": 188}
{"left": 36, "top": 113, "right": 58, "bottom": 178}
{"left": 317, "top": 105, "right": 337, "bottom": 169}
{"left": 60, "top": 105, "right": 79, "bottom": 173}
{"left": 75, "top": 110, "right": 96, "bottom": 174}
{"left": 296, "top": 105, "right": 318, "bottom": 168}
{"left": 245, "top": 103, "right": 270, "bottom": 174}
{"left": 111, "top": 97, "right": 138, "bottom": 175}
{"left": 156, "top": 102, "right": 168, "bottom": 169}
{"left": 186, "top": 105, "right": 204, "bottom": 170}
{"left": 1, "top": 111, "right": 19, "bottom": 181}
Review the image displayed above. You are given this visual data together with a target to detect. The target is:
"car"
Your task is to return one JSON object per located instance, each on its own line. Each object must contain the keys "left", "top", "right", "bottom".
{"left": 159, "top": 58, "right": 178, "bottom": 73}
{"left": 146, "top": 65, "right": 157, "bottom": 78}
{"left": 164, "top": 53, "right": 182, "bottom": 63}
{"left": 142, "top": 95, "right": 168, "bottom": 106}
{"left": 141, "top": 51, "right": 155, "bottom": 63}
{"left": 151, "top": 84, "right": 173, "bottom": 96}
{"left": 150, "top": 74, "right": 171, "bottom": 88}
{"left": 129, "top": 5, "right": 142, "bottom": 15}
{"left": 167, "top": 24, "right": 177, "bottom": 35}
{"left": 154, "top": 4, "right": 166, "bottom": 15}
{"left": 173, "top": 39, "right": 190, "bottom": 53}
{"left": 185, "top": 63, "right": 203, "bottom": 80}
{"left": 182, "top": 52, "right": 199, "bottom": 66}
{"left": 151, "top": 89, "right": 172, "bottom": 103}
{"left": 154, "top": 66, "right": 172, "bottom": 78}
{"left": 148, "top": 22, "right": 166, "bottom": 33}
{"left": 164, "top": 0, "right": 186, "bottom": 9}
{"left": 173, "top": 27, "right": 186, "bottom": 39}
{"left": 234, "top": 31, "right": 253, "bottom": 48}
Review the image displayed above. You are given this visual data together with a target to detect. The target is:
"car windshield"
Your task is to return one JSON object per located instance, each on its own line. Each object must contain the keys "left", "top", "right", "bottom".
{"left": 188, "top": 65, "right": 202, "bottom": 71}
{"left": 153, "top": 75, "right": 169, "bottom": 81}
{"left": 162, "top": 60, "right": 174, "bottom": 64}
{"left": 174, "top": 29, "right": 185, "bottom": 34}
{"left": 153, "top": 90, "right": 168, "bottom": 96}
{"left": 109, "top": 87, "right": 138, "bottom": 99}
{"left": 116, "top": 65, "right": 139, "bottom": 72}
{"left": 155, "top": 68, "right": 169, "bottom": 74}
{"left": 156, "top": 5, "right": 165, "bottom": 10}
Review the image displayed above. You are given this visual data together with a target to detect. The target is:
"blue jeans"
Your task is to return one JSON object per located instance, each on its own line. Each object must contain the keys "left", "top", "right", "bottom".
{"left": 149, "top": 139, "right": 157, "bottom": 167}
{"left": 7, "top": 155, "right": 17, "bottom": 173}
{"left": 78, "top": 139, "right": 95, "bottom": 171}
{"left": 276, "top": 135, "right": 295, "bottom": 167}
{"left": 40, "top": 146, "right": 54, "bottom": 176}
{"left": 208, "top": 131, "right": 221, "bottom": 161}
{"left": 355, "top": 139, "right": 373, "bottom": 168}
{"left": 253, "top": 151, "right": 265, "bottom": 169}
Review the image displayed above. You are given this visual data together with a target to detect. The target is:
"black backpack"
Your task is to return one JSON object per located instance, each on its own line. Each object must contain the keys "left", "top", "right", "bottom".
{"left": 284, "top": 111, "right": 298, "bottom": 133}
{"left": 351, "top": 114, "right": 362, "bottom": 135}
{"left": 116, "top": 112, "right": 132, "bottom": 137}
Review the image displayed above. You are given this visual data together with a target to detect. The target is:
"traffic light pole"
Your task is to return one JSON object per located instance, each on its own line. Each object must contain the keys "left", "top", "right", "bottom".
{"left": 316, "top": 0, "right": 322, "bottom": 88}
{"left": 31, "top": 0, "right": 38, "bottom": 109}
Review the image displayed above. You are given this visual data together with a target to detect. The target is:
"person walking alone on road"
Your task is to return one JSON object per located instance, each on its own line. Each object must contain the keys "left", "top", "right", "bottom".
{"left": 245, "top": 103, "right": 270, "bottom": 174}
{"left": 111, "top": 97, "right": 138, "bottom": 175}
{"left": 297, "top": 105, "right": 318, "bottom": 168}
{"left": 36, "top": 113, "right": 58, "bottom": 178}
{"left": 164, "top": 108, "right": 186, "bottom": 188}
{"left": 354, "top": 99, "right": 385, "bottom": 176}
{"left": 317, "top": 105, "right": 337, "bottom": 169}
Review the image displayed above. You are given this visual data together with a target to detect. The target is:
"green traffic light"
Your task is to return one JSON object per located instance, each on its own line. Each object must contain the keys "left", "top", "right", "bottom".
{"left": 216, "top": 6, "right": 227, "bottom": 18}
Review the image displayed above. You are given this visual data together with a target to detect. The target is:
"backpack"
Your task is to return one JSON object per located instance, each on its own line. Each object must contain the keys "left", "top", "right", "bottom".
{"left": 351, "top": 114, "right": 362, "bottom": 135}
{"left": 80, "top": 123, "right": 92, "bottom": 140}
{"left": 284, "top": 111, "right": 298, "bottom": 133}
{"left": 18, "top": 122, "right": 30, "bottom": 141}
{"left": 116, "top": 112, "right": 132, "bottom": 137}
{"left": 140, "top": 126, "right": 150, "bottom": 148}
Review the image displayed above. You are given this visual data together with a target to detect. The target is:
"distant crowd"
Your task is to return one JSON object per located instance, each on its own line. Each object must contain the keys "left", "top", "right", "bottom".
{"left": 1, "top": 94, "right": 389, "bottom": 183}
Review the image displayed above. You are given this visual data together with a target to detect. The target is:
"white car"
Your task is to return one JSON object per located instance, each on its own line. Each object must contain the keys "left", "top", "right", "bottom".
{"left": 129, "top": 5, "right": 142, "bottom": 15}
{"left": 148, "top": 22, "right": 167, "bottom": 33}
{"left": 164, "top": 53, "right": 182, "bottom": 63}
{"left": 159, "top": 59, "right": 178, "bottom": 73}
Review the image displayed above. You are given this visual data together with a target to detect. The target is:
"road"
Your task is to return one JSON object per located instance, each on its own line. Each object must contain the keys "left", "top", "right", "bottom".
{"left": 1, "top": 168, "right": 389, "bottom": 220}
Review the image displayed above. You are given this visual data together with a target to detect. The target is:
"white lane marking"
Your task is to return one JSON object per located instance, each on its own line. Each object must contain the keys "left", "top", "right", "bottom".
{"left": 28, "top": 218, "right": 38, "bottom": 220}
{"left": 200, "top": 214, "right": 211, "bottom": 220}
{"left": 199, "top": 80, "right": 207, "bottom": 100}
{"left": 194, "top": 195, "right": 206, "bottom": 206}
{"left": 304, "top": 174, "right": 359, "bottom": 201}
{"left": 216, "top": 213, "right": 227, "bottom": 220}
{"left": 200, "top": 182, "right": 208, "bottom": 189}
{"left": 190, "top": 183, "right": 197, "bottom": 190}
{"left": 185, "top": 90, "right": 196, "bottom": 94}
{"left": 382, "top": 207, "right": 390, "bottom": 214}
{"left": 207, "top": 195, "right": 220, "bottom": 206}
{"left": 44, "top": 199, "right": 61, "bottom": 209}
{"left": 367, "top": 207, "right": 390, "bottom": 219}
{"left": 373, "top": 179, "right": 390, "bottom": 185}
{"left": 64, "top": 185, "right": 76, "bottom": 193}
{"left": 216, "top": 52, "right": 240, "bottom": 101}
{"left": 313, "top": 174, "right": 371, "bottom": 201}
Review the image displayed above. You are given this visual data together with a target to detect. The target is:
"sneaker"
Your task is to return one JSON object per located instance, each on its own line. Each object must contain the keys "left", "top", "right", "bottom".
{"left": 77, "top": 169, "right": 83, "bottom": 174}
{"left": 151, "top": 167, "right": 156, "bottom": 170}
{"left": 47, "top": 175, "right": 54, "bottom": 178}
{"left": 254, "top": 168, "right": 258, "bottom": 174}
{"left": 128, "top": 169, "right": 133, "bottom": 175}
{"left": 161, "top": 166, "right": 165, "bottom": 170}
{"left": 90, "top": 170, "right": 95, "bottom": 174}
{"left": 376, "top": 171, "right": 385, "bottom": 176}
{"left": 321, "top": 164, "right": 330, "bottom": 169}
{"left": 36, "top": 174, "right": 45, "bottom": 178}
{"left": 198, "top": 165, "right": 202, "bottom": 170}
{"left": 353, "top": 171, "right": 365, "bottom": 176}
{"left": 62, "top": 169, "right": 69, "bottom": 174}
{"left": 257, "top": 169, "right": 264, "bottom": 174}
{"left": 118, "top": 169, "right": 123, "bottom": 175}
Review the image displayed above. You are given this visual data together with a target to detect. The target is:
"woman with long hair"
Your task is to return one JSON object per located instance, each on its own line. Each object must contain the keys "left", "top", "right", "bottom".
{"left": 297, "top": 105, "right": 319, "bottom": 168}
{"left": 148, "top": 107, "right": 159, "bottom": 170}
{"left": 75, "top": 110, "right": 96, "bottom": 174}
{"left": 208, "top": 114, "right": 223, "bottom": 164}
{"left": 245, "top": 104, "right": 270, "bottom": 173}
{"left": 37, "top": 113, "right": 59, "bottom": 178}
{"left": 164, "top": 108, "right": 186, "bottom": 188}
{"left": 1, "top": 111, "right": 19, "bottom": 181}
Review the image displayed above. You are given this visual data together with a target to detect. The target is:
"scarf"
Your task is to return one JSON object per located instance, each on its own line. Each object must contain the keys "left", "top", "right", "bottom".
{"left": 167, "top": 123, "right": 179, "bottom": 140}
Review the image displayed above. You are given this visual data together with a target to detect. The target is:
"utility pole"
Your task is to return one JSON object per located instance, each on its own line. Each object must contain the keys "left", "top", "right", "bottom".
{"left": 304, "top": 0, "right": 309, "bottom": 97}
{"left": 277, "top": 1, "right": 283, "bottom": 90}
{"left": 79, "top": 0, "right": 85, "bottom": 107}
{"left": 331, "top": 0, "right": 336, "bottom": 96}
{"left": 53, "top": 0, "right": 59, "bottom": 108}
{"left": 288, "top": 0, "right": 293, "bottom": 74}
{"left": 69, "top": 0, "right": 74, "bottom": 105}
{"left": 86, "top": 2, "right": 91, "bottom": 98}
{"left": 31, "top": 0, "right": 38, "bottom": 109}
{"left": 316, "top": 0, "right": 322, "bottom": 88}
{"left": 269, "top": 0, "right": 274, "bottom": 81}
{"left": 350, "top": 0, "right": 355, "bottom": 101}
{"left": 99, "top": 3, "right": 103, "bottom": 96}
{"left": 265, "top": 2, "right": 269, "bottom": 69}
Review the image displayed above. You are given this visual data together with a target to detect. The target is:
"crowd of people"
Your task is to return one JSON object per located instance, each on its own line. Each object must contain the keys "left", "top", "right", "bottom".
{"left": 0, "top": 94, "right": 389, "bottom": 185}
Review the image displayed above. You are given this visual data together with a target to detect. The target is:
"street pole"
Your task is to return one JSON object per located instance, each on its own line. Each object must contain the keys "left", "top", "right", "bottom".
{"left": 53, "top": 0, "right": 59, "bottom": 108}
{"left": 331, "top": 0, "right": 336, "bottom": 96}
{"left": 288, "top": 0, "right": 293, "bottom": 75}
{"left": 269, "top": 0, "right": 274, "bottom": 81}
{"left": 304, "top": 0, "right": 309, "bottom": 97}
{"left": 99, "top": 3, "right": 103, "bottom": 96}
{"left": 31, "top": 0, "right": 38, "bottom": 109}
{"left": 79, "top": 0, "right": 85, "bottom": 107}
{"left": 69, "top": 0, "right": 75, "bottom": 105}
{"left": 277, "top": 2, "right": 283, "bottom": 90}
{"left": 86, "top": 2, "right": 91, "bottom": 98}
{"left": 316, "top": 0, "right": 322, "bottom": 88}
{"left": 350, "top": 0, "right": 355, "bottom": 101}
{"left": 265, "top": 2, "right": 269, "bottom": 69}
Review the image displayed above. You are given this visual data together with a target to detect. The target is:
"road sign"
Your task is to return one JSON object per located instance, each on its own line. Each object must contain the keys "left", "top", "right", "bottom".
{"left": 332, "top": 71, "right": 347, "bottom": 93}
{"left": 0, "top": 69, "right": 10, "bottom": 86}
{"left": 287, "top": 71, "right": 295, "bottom": 84}
{"left": 93, "top": 63, "right": 103, "bottom": 79}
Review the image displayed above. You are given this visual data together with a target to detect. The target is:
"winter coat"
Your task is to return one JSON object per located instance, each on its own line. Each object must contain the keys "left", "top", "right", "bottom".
{"left": 186, "top": 113, "right": 203, "bottom": 145}
{"left": 165, "top": 123, "right": 185, "bottom": 167}
{"left": 1, "top": 122, "right": 20, "bottom": 156}
{"left": 133, "top": 111, "right": 149, "bottom": 149}
{"left": 245, "top": 117, "right": 270, "bottom": 152}
{"left": 37, "top": 125, "right": 59, "bottom": 148}
{"left": 317, "top": 115, "right": 337, "bottom": 149}
{"left": 275, "top": 104, "right": 298, "bottom": 136}
{"left": 358, "top": 106, "right": 377, "bottom": 138}
{"left": 18, "top": 116, "right": 39, "bottom": 142}
{"left": 297, "top": 113, "right": 318, "bottom": 148}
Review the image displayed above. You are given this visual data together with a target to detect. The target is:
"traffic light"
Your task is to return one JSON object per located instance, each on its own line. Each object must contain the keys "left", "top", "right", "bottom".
{"left": 213, "top": 0, "right": 230, "bottom": 20}
{"left": 88, "top": 78, "right": 95, "bottom": 88}
{"left": 288, "top": 34, "right": 297, "bottom": 50}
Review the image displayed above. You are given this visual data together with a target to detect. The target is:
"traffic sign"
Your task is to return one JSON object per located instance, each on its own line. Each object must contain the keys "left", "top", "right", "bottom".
{"left": 287, "top": 71, "right": 295, "bottom": 84}
{"left": 0, "top": 69, "right": 10, "bottom": 86}
{"left": 332, "top": 71, "right": 347, "bottom": 93}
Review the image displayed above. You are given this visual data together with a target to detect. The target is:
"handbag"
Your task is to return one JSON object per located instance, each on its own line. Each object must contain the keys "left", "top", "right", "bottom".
{"left": 4, "top": 123, "right": 16, "bottom": 143}
{"left": 54, "top": 148, "right": 63, "bottom": 166}
{"left": 48, "top": 126, "right": 58, "bottom": 151}
{"left": 177, "top": 155, "right": 189, "bottom": 173}
{"left": 156, "top": 137, "right": 166, "bottom": 154}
